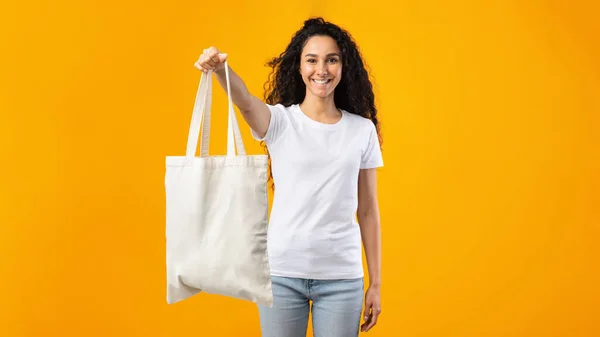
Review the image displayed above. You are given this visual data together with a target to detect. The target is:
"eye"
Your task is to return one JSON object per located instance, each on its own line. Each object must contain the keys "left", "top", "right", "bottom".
{"left": 307, "top": 59, "right": 317, "bottom": 63}
{"left": 327, "top": 58, "right": 339, "bottom": 63}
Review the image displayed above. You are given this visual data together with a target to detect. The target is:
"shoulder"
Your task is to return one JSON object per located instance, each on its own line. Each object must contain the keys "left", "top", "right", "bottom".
{"left": 341, "top": 109, "right": 376, "bottom": 133}
{"left": 267, "top": 103, "right": 298, "bottom": 120}
{"left": 267, "top": 103, "right": 294, "bottom": 114}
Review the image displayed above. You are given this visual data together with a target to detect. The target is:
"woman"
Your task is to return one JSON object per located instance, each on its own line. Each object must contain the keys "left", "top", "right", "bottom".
{"left": 195, "top": 17, "right": 383, "bottom": 336}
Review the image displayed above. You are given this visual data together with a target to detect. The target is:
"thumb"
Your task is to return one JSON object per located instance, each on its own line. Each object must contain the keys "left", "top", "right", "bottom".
{"left": 218, "top": 53, "right": 228, "bottom": 63}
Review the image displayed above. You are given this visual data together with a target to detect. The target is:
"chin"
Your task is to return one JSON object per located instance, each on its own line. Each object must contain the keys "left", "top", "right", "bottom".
{"left": 307, "top": 87, "right": 335, "bottom": 98}
{"left": 311, "top": 91, "right": 332, "bottom": 99}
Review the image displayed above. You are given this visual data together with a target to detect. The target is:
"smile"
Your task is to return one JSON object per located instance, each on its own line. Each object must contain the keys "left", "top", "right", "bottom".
{"left": 312, "top": 79, "right": 331, "bottom": 85}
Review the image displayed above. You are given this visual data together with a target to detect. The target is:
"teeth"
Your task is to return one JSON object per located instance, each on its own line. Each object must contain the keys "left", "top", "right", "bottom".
{"left": 313, "top": 79, "right": 328, "bottom": 84}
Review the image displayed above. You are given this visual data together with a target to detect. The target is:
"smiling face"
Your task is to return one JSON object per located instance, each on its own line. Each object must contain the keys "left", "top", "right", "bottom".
{"left": 299, "top": 35, "right": 342, "bottom": 99}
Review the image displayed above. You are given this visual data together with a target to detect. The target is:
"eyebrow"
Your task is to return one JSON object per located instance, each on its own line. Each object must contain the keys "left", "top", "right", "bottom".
{"left": 304, "top": 53, "right": 341, "bottom": 58}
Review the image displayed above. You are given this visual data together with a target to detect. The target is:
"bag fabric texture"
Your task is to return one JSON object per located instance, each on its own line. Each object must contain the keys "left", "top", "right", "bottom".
{"left": 165, "top": 62, "right": 273, "bottom": 306}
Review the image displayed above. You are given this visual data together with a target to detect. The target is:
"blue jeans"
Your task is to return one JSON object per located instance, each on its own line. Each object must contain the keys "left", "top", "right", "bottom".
{"left": 257, "top": 276, "right": 364, "bottom": 337}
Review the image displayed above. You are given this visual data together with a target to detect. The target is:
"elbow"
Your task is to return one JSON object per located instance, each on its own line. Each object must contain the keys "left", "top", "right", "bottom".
{"left": 357, "top": 206, "right": 379, "bottom": 228}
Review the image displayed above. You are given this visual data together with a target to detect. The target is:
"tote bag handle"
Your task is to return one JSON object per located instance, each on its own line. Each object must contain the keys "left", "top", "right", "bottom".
{"left": 185, "top": 60, "right": 246, "bottom": 160}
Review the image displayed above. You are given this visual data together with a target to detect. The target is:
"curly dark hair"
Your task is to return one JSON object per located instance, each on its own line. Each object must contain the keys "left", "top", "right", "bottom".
{"left": 262, "top": 17, "right": 382, "bottom": 188}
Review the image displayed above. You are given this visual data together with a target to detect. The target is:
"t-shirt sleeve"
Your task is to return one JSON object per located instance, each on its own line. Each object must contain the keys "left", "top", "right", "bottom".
{"left": 250, "top": 103, "right": 289, "bottom": 146}
{"left": 360, "top": 121, "right": 384, "bottom": 169}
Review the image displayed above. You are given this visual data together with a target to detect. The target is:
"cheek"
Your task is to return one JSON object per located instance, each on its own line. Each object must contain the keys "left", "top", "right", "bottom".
{"left": 300, "top": 67, "right": 311, "bottom": 80}
{"left": 333, "top": 65, "right": 342, "bottom": 78}
{"left": 300, "top": 63, "right": 311, "bottom": 73}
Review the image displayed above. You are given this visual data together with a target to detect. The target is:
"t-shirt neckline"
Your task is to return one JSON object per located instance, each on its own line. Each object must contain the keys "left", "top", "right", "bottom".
{"left": 294, "top": 104, "right": 345, "bottom": 129}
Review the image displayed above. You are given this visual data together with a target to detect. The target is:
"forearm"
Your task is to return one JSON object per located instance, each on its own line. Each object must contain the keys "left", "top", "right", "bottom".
{"left": 358, "top": 210, "right": 382, "bottom": 288}
{"left": 214, "top": 66, "right": 254, "bottom": 111}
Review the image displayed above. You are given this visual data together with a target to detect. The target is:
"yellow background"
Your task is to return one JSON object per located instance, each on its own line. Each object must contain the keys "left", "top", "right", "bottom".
{"left": 1, "top": 0, "right": 599, "bottom": 336}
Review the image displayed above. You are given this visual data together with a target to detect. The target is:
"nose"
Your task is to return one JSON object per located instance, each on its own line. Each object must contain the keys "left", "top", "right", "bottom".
{"left": 317, "top": 62, "right": 328, "bottom": 76}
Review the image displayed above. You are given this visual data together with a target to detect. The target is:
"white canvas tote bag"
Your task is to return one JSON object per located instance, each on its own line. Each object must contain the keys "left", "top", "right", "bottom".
{"left": 165, "top": 61, "right": 272, "bottom": 306}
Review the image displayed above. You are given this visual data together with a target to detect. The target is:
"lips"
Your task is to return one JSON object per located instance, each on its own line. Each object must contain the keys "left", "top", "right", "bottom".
{"left": 312, "top": 79, "right": 331, "bottom": 85}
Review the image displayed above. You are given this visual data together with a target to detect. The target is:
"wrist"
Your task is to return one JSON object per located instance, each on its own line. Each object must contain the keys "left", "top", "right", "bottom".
{"left": 214, "top": 67, "right": 226, "bottom": 75}
{"left": 369, "top": 280, "right": 381, "bottom": 289}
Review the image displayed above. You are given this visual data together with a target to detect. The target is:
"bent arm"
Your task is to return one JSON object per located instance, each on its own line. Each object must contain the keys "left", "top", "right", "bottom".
{"left": 214, "top": 66, "right": 271, "bottom": 138}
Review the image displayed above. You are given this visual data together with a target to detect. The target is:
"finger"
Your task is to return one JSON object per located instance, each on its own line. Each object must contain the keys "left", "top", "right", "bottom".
{"left": 361, "top": 302, "right": 372, "bottom": 332}
{"left": 197, "top": 54, "right": 208, "bottom": 68}
{"left": 209, "top": 52, "right": 219, "bottom": 64}
{"left": 198, "top": 49, "right": 214, "bottom": 67}
{"left": 364, "top": 307, "right": 381, "bottom": 332}
{"left": 207, "top": 46, "right": 219, "bottom": 55}
{"left": 363, "top": 299, "right": 372, "bottom": 321}
{"left": 207, "top": 46, "right": 220, "bottom": 62}
{"left": 203, "top": 52, "right": 216, "bottom": 67}
{"left": 194, "top": 60, "right": 208, "bottom": 73}
{"left": 194, "top": 61, "right": 206, "bottom": 72}
{"left": 360, "top": 314, "right": 372, "bottom": 332}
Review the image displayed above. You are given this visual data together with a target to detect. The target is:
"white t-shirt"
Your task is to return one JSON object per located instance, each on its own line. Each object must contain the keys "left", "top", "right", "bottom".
{"left": 251, "top": 103, "right": 383, "bottom": 280}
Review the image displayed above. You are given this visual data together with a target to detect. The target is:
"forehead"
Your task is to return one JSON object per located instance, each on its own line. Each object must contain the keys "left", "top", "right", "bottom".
{"left": 302, "top": 35, "right": 341, "bottom": 55}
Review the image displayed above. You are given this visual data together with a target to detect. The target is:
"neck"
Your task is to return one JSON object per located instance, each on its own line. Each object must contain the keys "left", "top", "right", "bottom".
{"left": 300, "top": 93, "right": 338, "bottom": 118}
